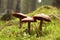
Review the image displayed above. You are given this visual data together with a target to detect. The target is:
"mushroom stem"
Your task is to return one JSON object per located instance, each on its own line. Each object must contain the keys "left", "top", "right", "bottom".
{"left": 19, "top": 18, "right": 22, "bottom": 28}
{"left": 28, "top": 22, "right": 30, "bottom": 34}
{"left": 39, "top": 20, "right": 43, "bottom": 36}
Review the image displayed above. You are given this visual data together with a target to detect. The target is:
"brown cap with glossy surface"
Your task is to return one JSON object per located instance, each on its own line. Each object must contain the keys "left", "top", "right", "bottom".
{"left": 12, "top": 13, "right": 27, "bottom": 18}
{"left": 21, "top": 17, "right": 36, "bottom": 22}
{"left": 33, "top": 13, "right": 51, "bottom": 22}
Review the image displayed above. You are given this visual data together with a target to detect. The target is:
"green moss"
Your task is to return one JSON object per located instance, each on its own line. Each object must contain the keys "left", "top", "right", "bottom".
{"left": 27, "top": 6, "right": 58, "bottom": 17}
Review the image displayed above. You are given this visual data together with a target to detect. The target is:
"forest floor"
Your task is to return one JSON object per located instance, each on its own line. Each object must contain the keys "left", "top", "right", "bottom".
{"left": 0, "top": 6, "right": 60, "bottom": 40}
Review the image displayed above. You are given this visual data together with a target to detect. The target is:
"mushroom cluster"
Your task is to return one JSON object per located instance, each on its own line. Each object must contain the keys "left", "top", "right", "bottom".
{"left": 12, "top": 12, "right": 51, "bottom": 36}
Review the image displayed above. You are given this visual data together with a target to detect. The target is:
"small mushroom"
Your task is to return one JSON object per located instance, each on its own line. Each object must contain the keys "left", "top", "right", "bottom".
{"left": 21, "top": 17, "right": 36, "bottom": 34}
{"left": 12, "top": 12, "right": 27, "bottom": 28}
{"left": 33, "top": 13, "right": 51, "bottom": 36}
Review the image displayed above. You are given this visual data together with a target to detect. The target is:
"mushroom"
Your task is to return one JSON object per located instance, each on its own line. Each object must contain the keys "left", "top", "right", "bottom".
{"left": 12, "top": 12, "right": 27, "bottom": 28}
{"left": 33, "top": 13, "right": 51, "bottom": 36}
{"left": 21, "top": 17, "right": 36, "bottom": 34}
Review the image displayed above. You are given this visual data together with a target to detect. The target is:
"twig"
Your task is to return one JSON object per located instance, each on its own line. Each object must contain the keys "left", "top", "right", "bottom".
{"left": 52, "top": 14, "right": 60, "bottom": 21}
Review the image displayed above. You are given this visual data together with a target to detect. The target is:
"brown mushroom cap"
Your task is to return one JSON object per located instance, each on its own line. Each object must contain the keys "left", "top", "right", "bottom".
{"left": 12, "top": 13, "right": 27, "bottom": 18}
{"left": 21, "top": 17, "right": 36, "bottom": 22}
{"left": 33, "top": 14, "right": 51, "bottom": 22}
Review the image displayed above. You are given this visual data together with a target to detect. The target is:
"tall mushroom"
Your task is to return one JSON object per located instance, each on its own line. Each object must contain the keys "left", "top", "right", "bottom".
{"left": 21, "top": 17, "right": 36, "bottom": 34}
{"left": 33, "top": 13, "right": 51, "bottom": 36}
{"left": 12, "top": 12, "right": 27, "bottom": 28}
